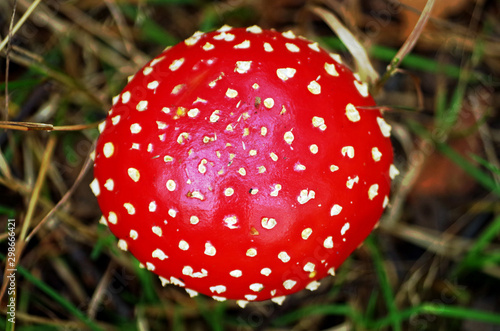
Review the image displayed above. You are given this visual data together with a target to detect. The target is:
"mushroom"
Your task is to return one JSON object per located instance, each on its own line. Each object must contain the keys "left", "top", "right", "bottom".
{"left": 91, "top": 25, "right": 396, "bottom": 305}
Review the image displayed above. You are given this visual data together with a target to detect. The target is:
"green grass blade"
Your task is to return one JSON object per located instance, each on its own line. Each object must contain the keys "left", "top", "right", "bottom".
{"left": 365, "top": 235, "right": 401, "bottom": 331}
{"left": 454, "top": 215, "right": 500, "bottom": 275}
{"left": 372, "top": 303, "right": 500, "bottom": 328}
{"left": 408, "top": 120, "right": 500, "bottom": 196}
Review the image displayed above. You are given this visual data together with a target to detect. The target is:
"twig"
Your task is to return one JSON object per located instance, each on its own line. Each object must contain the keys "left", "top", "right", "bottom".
{"left": 0, "top": 121, "right": 100, "bottom": 131}
{"left": 374, "top": 0, "right": 435, "bottom": 93}
{"left": 0, "top": 0, "right": 43, "bottom": 53}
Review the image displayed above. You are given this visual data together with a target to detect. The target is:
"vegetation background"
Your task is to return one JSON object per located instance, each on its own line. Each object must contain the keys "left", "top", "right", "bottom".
{"left": 0, "top": 0, "right": 499, "bottom": 330}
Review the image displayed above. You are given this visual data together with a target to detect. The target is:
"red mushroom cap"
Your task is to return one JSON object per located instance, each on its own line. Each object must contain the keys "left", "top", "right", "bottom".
{"left": 91, "top": 25, "right": 396, "bottom": 305}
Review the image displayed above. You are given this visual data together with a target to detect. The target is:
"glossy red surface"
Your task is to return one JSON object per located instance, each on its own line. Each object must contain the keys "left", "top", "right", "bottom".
{"left": 92, "top": 26, "right": 395, "bottom": 303}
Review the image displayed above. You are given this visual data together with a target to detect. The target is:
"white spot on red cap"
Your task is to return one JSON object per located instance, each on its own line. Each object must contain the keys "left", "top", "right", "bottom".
{"left": 377, "top": 117, "right": 392, "bottom": 137}
{"left": 264, "top": 42, "right": 273, "bottom": 52}
{"left": 264, "top": 98, "right": 274, "bottom": 109}
{"left": 107, "top": 211, "right": 117, "bottom": 224}
{"left": 383, "top": 196, "right": 389, "bottom": 208}
{"left": 270, "top": 184, "right": 282, "bottom": 196}
{"left": 171, "top": 84, "right": 184, "bottom": 95}
{"left": 298, "top": 189, "right": 315, "bottom": 204}
{"left": 286, "top": 43, "right": 300, "bottom": 52}
{"left": 187, "top": 108, "right": 200, "bottom": 118}
{"left": 354, "top": 80, "right": 369, "bottom": 97}
{"left": 278, "top": 251, "right": 291, "bottom": 263}
{"left": 111, "top": 115, "right": 121, "bottom": 125}
{"left": 129, "top": 229, "right": 138, "bottom": 240}
{"left": 210, "top": 285, "right": 226, "bottom": 294}
{"left": 235, "top": 61, "right": 252, "bottom": 74}
{"left": 308, "top": 81, "right": 321, "bottom": 95}
{"left": 283, "top": 279, "right": 297, "bottom": 290}
{"left": 368, "top": 184, "right": 379, "bottom": 200}
{"left": 390, "top": 164, "right": 400, "bottom": 179}
{"left": 179, "top": 240, "right": 189, "bottom": 251}
{"left": 103, "top": 142, "right": 114, "bottom": 158}
{"left": 341, "top": 222, "right": 350, "bottom": 236}
{"left": 312, "top": 116, "right": 327, "bottom": 131}
{"left": 304, "top": 262, "right": 316, "bottom": 272}
{"left": 346, "top": 176, "right": 359, "bottom": 189}
{"left": 136, "top": 100, "right": 148, "bottom": 111}
{"left": 246, "top": 25, "right": 263, "bottom": 33}
{"left": 226, "top": 88, "right": 238, "bottom": 98}
{"left": 261, "top": 268, "right": 272, "bottom": 276}
{"left": 168, "top": 208, "right": 177, "bottom": 218}
{"left": 169, "top": 58, "right": 185, "bottom": 71}
{"left": 301, "top": 228, "right": 312, "bottom": 240}
{"left": 330, "top": 204, "right": 342, "bottom": 216}
{"left": 306, "top": 281, "right": 321, "bottom": 291}
{"left": 177, "top": 132, "right": 189, "bottom": 144}
{"left": 143, "top": 67, "right": 153, "bottom": 75}
{"left": 117, "top": 239, "right": 127, "bottom": 251}
{"left": 234, "top": 40, "right": 250, "bottom": 49}
{"left": 324, "top": 236, "right": 334, "bottom": 248}
{"left": 330, "top": 164, "right": 339, "bottom": 172}
{"left": 324, "top": 63, "right": 339, "bottom": 76}
{"left": 330, "top": 53, "right": 342, "bottom": 63}
{"left": 213, "top": 31, "right": 235, "bottom": 41}
{"left": 224, "top": 187, "right": 234, "bottom": 196}
{"left": 104, "top": 179, "right": 114, "bottom": 191}
{"left": 202, "top": 42, "right": 214, "bottom": 51}
{"left": 246, "top": 248, "right": 257, "bottom": 257}
{"left": 309, "top": 144, "right": 319, "bottom": 154}
{"left": 121, "top": 91, "right": 131, "bottom": 104}
{"left": 152, "top": 248, "right": 167, "bottom": 260}
{"left": 130, "top": 123, "right": 141, "bottom": 134}
{"left": 345, "top": 103, "right": 361, "bottom": 122}
{"left": 272, "top": 296, "right": 286, "bottom": 305}
{"left": 90, "top": 178, "right": 100, "bottom": 197}
{"left": 204, "top": 242, "right": 216, "bottom": 256}
{"left": 308, "top": 42, "right": 320, "bottom": 52}
{"left": 230, "top": 270, "right": 243, "bottom": 277}
{"left": 149, "top": 201, "right": 157, "bottom": 212}
{"left": 294, "top": 163, "right": 306, "bottom": 171}
{"left": 276, "top": 68, "right": 296, "bottom": 81}
{"left": 152, "top": 226, "right": 162, "bottom": 237}
{"left": 224, "top": 215, "right": 238, "bottom": 229}
{"left": 147, "top": 81, "right": 159, "bottom": 90}
{"left": 184, "top": 31, "right": 204, "bottom": 45}
{"left": 341, "top": 146, "right": 355, "bottom": 158}
{"left": 282, "top": 30, "right": 296, "bottom": 39}
{"left": 127, "top": 168, "right": 140, "bottom": 182}
{"left": 190, "top": 215, "right": 199, "bottom": 224}
{"left": 166, "top": 179, "right": 176, "bottom": 191}
{"left": 249, "top": 283, "right": 264, "bottom": 292}
{"left": 372, "top": 147, "right": 382, "bottom": 161}
{"left": 124, "top": 203, "right": 135, "bottom": 215}
{"left": 261, "top": 217, "right": 277, "bottom": 229}
{"left": 284, "top": 131, "right": 294, "bottom": 144}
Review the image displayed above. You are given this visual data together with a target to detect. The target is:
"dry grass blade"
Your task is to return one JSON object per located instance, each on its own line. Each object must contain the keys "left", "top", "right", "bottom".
{"left": 310, "top": 5, "right": 379, "bottom": 85}
{"left": 25, "top": 145, "right": 95, "bottom": 243}
{"left": 0, "top": 135, "right": 56, "bottom": 302}
{"left": 0, "top": 121, "right": 100, "bottom": 131}
{"left": 374, "top": 0, "right": 436, "bottom": 92}
{"left": 0, "top": 0, "right": 43, "bottom": 53}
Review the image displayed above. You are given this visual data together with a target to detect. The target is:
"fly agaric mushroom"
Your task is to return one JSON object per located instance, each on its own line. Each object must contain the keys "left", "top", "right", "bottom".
{"left": 91, "top": 25, "right": 397, "bottom": 306}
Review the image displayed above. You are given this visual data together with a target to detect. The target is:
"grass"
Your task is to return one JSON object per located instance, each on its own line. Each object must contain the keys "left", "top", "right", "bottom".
{"left": 1, "top": 0, "right": 500, "bottom": 330}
